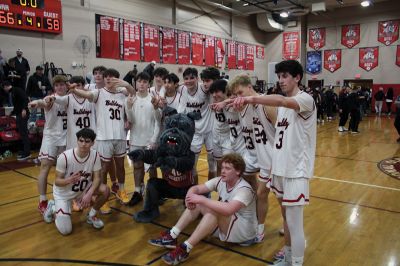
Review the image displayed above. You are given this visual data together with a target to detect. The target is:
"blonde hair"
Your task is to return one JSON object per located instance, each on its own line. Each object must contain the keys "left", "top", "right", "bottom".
{"left": 227, "top": 75, "right": 252, "bottom": 95}
{"left": 52, "top": 75, "right": 68, "bottom": 85}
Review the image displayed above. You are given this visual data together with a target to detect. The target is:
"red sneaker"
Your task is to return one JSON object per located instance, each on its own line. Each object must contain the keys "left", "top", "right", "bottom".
{"left": 38, "top": 200, "right": 48, "bottom": 215}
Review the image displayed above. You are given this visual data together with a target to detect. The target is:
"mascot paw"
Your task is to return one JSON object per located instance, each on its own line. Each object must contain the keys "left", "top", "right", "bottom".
{"left": 128, "top": 149, "right": 145, "bottom": 161}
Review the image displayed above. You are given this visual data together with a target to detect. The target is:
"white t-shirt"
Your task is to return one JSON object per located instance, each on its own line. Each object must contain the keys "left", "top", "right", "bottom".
{"left": 272, "top": 91, "right": 317, "bottom": 178}
{"left": 53, "top": 148, "right": 101, "bottom": 201}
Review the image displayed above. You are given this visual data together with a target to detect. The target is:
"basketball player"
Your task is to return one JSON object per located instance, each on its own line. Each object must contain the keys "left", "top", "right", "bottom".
{"left": 229, "top": 60, "right": 316, "bottom": 266}
{"left": 126, "top": 72, "right": 161, "bottom": 206}
{"left": 158, "top": 73, "right": 182, "bottom": 111}
{"left": 85, "top": 66, "right": 106, "bottom": 90}
{"left": 178, "top": 67, "right": 219, "bottom": 183}
{"left": 43, "top": 128, "right": 110, "bottom": 235}
{"left": 29, "top": 75, "right": 68, "bottom": 214}
{"left": 149, "top": 153, "right": 257, "bottom": 265}
{"left": 68, "top": 68, "right": 134, "bottom": 213}
{"left": 149, "top": 67, "right": 169, "bottom": 97}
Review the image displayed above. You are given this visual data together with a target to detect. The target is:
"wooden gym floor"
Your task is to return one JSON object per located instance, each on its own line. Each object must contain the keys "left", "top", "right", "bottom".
{"left": 0, "top": 115, "right": 399, "bottom": 266}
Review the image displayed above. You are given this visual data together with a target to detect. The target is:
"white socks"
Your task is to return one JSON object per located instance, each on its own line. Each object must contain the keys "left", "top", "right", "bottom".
{"left": 257, "top": 224, "right": 265, "bottom": 235}
{"left": 170, "top": 226, "right": 181, "bottom": 239}
{"left": 88, "top": 208, "right": 97, "bottom": 217}
{"left": 183, "top": 241, "right": 193, "bottom": 253}
{"left": 292, "top": 256, "right": 304, "bottom": 266}
{"left": 40, "top": 195, "right": 47, "bottom": 202}
{"left": 118, "top": 183, "right": 124, "bottom": 190}
{"left": 284, "top": 245, "right": 292, "bottom": 265}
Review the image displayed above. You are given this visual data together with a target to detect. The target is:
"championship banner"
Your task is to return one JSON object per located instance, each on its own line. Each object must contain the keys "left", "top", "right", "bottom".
{"left": 237, "top": 43, "right": 246, "bottom": 70}
{"left": 178, "top": 30, "right": 190, "bottom": 65}
{"left": 161, "top": 27, "right": 176, "bottom": 64}
{"left": 143, "top": 24, "right": 159, "bottom": 62}
{"left": 227, "top": 40, "right": 236, "bottom": 69}
{"left": 306, "top": 51, "right": 322, "bottom": 74}
{"left": 341, "top": 24, "right": 360, "bottom": 49}
{"left": 396, "top": 45, "right": 400, "bottom": 67}
{"left": 282, "top": 31, "right": 300, "bottom": 60}
{"left": 205, "top": 35, "right": 215, "bottom": 66}
{"left": 96, "top": 14, "right": 120, "bottom": 59}
{"left": 256, "top": 45, "right": 264, "bottom": 59}
{"left": 378, "top": 20, "right": 399, "bottom": 46}
{"left": 123, "top": 20, "right": 141, "bottom": 61}
{"left": 323, "top": 49, "right": 342, "bottom": 73}
{"left": 246, "top": 45, "right": 254, "bottom": 71}
{"left": 191, "top": 33, "right": 204, "bottom": 66}
{"left": 216, "top": 38, "right": 225, "bottom": 68}
{"left": 359, "top": 47, "right": 379, "bottom": 71}
{"left": 308, "top": 28, "right": 326, "bottom": 50}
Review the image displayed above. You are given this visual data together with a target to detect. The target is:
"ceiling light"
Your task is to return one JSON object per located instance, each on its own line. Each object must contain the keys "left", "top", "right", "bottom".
{"left": 361, "top": 1, "right": 370, "bottom": 7}
{"left": 243, "top": 3, "right": 249, "bottom": 6}
{"left": 236, "top": 0, "right": 240, "bottom": 2}
{"left": 280, "top": 11, "right": 289, "bottom": 17}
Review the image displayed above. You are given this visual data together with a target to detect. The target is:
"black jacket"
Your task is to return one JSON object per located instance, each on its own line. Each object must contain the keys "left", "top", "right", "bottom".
{"left": 374, "top": 91, "right": 385, "bottom": 101}
{"left": 10, "top": 86, "right": 30, "bottom": 116}
{"left": 26, "top": 73, "right": 52, "bottom": 98}
{"left": 10, "top": 56, "right": 30, "bottom": 78}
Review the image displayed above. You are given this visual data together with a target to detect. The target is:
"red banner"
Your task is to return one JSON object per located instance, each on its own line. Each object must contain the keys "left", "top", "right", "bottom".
{"left": 324, "top": 49, "right": 341, "bottom": 73}
{"left": 378, "top": 20, "right": 399, "bottom": 46}
{"left": 246, "top": 45, "right": 255, "bottom": 71}
{"left": 216, "top": 38, "right": 225, "bottom": 68}
{"left": 143, "top": 24, "right": 159, "bottom": 62}
{"left": 359, "top": 47, "right": 379, "bottom": 72}
{"left": 162, "top": 27, "right": 176, "bottom": 64}
{"left": 98, "top": 15, "right": 120, "bottom": 59}
{"left": 123, "top": 20, "right": 140, "bottom": 61}
{"left": 191, "top": 33, "right": 204, "bottom": 66}
{"left": 237, "top": 43, "right": 246, "bottom": 70}
{"left": 205, "top": 36, "right": 215, "bottom": 66}
{"left": 178, "top": 31, "right": 190, "bottom": 65}
{"left": 341, "top": 24, "right": 360, "bottom": 49}
{"left": 396, "top": 45, "right": 400, "bottom": 67}
{"left": 309, "top": 28, "right": 326, "bottom": 50}
{"left": 282, "top": 31, "right": 300, "bottom": 60}
{"left": 256, "top": 45, "right": 264, "bottom": 59}
{"left": 227, "top": 40, "right": 236, "bottom": 69}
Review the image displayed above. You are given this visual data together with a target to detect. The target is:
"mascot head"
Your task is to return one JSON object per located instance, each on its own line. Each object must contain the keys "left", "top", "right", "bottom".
{"left": 159, "top": 107, "right": 201, "bottom": 156}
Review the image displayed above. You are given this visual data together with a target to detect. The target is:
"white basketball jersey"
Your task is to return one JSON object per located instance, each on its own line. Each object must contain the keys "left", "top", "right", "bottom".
{"left": 91, "top": 88, "right": 126, "bottom": 141}
{"left": 213, "top": 108, "right": 230, "bottom": 138}
{"left": 272, "top": 91, "right": 317, "bottom": 178}
{"left": 225, "top": 107, "right": 246, "bottom": 153}
{"left": 53, "top": 148, "right": 101, "bottom": 201}
{"left": 239, "top": 105, "right": 257, "bottom": 153}
{"left": 66, "top": 95, "right": 97, "bottom": 149}
{"left": 179, "top": 83, "right": 212, "bottom": 134}
{"left": 149, "top": 86, "right": 166, "bottom": 98}
{"left": 165, "top": 91, "right": 182, "bottom": 111}
{"left": 252, "top": 104, "right": 275, "bottom": 172}
{"left": 85, "top": 84, "right": 99, "bottom": 91}
{"left": 43, "top": 95, "right": 67, "bottom": 146}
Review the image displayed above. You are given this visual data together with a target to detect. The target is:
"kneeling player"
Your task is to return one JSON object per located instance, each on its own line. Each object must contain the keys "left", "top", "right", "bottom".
{"left": 148, "top": 153, "right": 257, "bottom": 265}
{"left": 43, "top": 128, "right": 110, "bottom": 235}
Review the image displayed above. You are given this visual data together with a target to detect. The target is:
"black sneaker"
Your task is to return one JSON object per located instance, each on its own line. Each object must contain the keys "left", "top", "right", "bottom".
{"left": 17, "top": 154, "right": 31, "bottom": 161}
{"left": 128, "top": 192, "right": 143, "bottom": 206}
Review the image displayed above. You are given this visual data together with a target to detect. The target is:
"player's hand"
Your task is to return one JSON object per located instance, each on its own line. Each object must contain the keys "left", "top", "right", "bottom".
{"left": 186, "top": 201, "right": 196, "bottom": 210}
{"left": 210, "top": 98, "right": 233, "bottom": 111}
{"left": 43, "top": 96, "right": 54, "bottom": 104}
{"left": 80, "top": 190, "right": 93, "bottom": 209}
{"left": 124, "top": 121, "right": 131, "bottom": 130}
{"left": 151, "top": 95, "right": 162, "bottom": 109}
{"left": 186, "top": 193, "right": 204, "bottom": 205}
{"left": 227, "top": 96, "right": 247, "bottom": 110}
{"left": 126, "top": 95, "right": 136, "bottom": 109}
{"left": 110, "top": 78, "right": 129, "bottom": 89}
{"left": 67, "top": 172, "right": 82, "bottom": 185}
{"left": 28, "top": 101, "right": 37, "bottom": 108}
{"left": 67, "top": 82, "right": 78, "bottom": 92}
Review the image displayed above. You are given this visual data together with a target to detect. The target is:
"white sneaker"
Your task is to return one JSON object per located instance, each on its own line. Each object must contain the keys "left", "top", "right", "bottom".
{"left": 342, "top": 127, "right": 348, "bottom": 131}
{"left": 87, "top": 215, "right": 104, "bottom": 229}
{"left": 43, "top": 199, "right": 55, "bottom": 223}
{"left": 338, "top": 127, "right": 344, "bottom": 132}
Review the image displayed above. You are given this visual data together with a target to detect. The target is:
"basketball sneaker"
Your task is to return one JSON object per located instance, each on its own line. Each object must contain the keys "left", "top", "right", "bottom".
{"left": 38, "top": 200, "right": 48, "bottom": 215}
{"left": 239, "top": 236, "right": 259, "bottom": 246}
{"left": 116, "top": 189, "right": 130, "bottom": 205}
{"left": 111, "top": 182, "right": 119, "bottom": 195}
{"left": 148, "top": 230, "right": 177, "bottom": 249}
{"left": 100, "top": 202, "right": 112, "bottom": 214}
{"left": 86, "top": 215, "right": 104, "bottom": 229}
{"left": 128, "top": 191, "right": 143, "bottom": 206}
{"left": 162, "top": 243, "right": 189, "bottom": 265}
{"left": 274, "top": 247, "right": 285, "bottom": 260}
{"left": 43, "top": 199, "right": 55, "bottom": 223}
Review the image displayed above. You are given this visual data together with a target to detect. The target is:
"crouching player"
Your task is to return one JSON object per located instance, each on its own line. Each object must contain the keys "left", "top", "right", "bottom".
{"left": 43, "top": 128, "right": 110, "bottom": 235}
{"left": 148, "top": 153, "right": 257, "bottom": 265}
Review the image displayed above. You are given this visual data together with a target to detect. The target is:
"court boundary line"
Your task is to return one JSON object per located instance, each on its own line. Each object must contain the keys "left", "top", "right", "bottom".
{"left": 0, "top": 258, "right": 138, "bottom": 266}
{"left": 0, "top": 192, "right": 53, "bottom": 207}
{"left": 0, "top": 220, "right": 43, "bottom": 236}
{"left": 111, "top": 207, "right": 275, "bottom": 265}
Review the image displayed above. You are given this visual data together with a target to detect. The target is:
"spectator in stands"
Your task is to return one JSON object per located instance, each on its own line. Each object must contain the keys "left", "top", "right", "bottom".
{"left": 123, "top": 64, "right": 138, "bottom": 87}
{"left": 374, "top": 87, "right": 385, "bottom": 116}
{"left": 1, "top": 80, "right": 30, "bottom": 160}
{"left": 338, "top": 86, "right": 350, "bottom": 132}
{"left": 386, "top": 87, "right": 394, "bottom": 116}
{"left": 9, "top": 49, "right": 30, "bottom": 91}
{"left": 26, "top": 66, "right": 52, "bottom": 122}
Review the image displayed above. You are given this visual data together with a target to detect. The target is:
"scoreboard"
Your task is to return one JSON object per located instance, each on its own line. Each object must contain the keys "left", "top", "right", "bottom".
{"left": 0, "top": 0, "right": 62, "bottom": 34}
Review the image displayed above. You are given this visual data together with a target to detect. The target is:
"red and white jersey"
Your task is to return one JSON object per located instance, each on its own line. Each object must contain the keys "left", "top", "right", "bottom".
{"left": 225, "top": 107, "right": 246, "bottom": 153}
{"left": 252, "top": 104, "right": 275, "bottom": 172}
{"left": 55, "top": 94, "right": 96, "bottom": 150}
{"left": 272, "top": 91, "right": 317, "bottom": 178}
{"left": 43, "top": 94, "right": 67, "bottom": 146}
{"left": 213, "top": 108, "right": 230, "bottom": 138}
{"left": 53, "top": 148, "right": 101, "bottom": 201}
{"left": 239, "top": 104, "right": 257, "bottom": 153}
{"left": 165, "top": 91, "right": 182, "bottom": 111}
{"left": 205, "top": 177, "right": 257, "bottom": 239}
{"left": 178, "top": 83, "right": 212, "bottom": 134}
{"left": 89, "top": 88, "right": 127, "bottom": 141}
{"left": 149, "top": 86, "right": 165, "bottom": 98}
